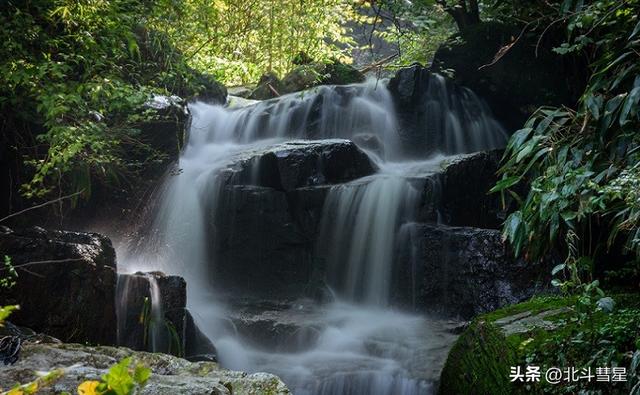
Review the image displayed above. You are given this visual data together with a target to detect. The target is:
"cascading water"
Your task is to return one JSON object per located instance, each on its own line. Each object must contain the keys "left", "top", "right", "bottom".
{"left": 119, "top": 75, "right": 508, "bottom": 395}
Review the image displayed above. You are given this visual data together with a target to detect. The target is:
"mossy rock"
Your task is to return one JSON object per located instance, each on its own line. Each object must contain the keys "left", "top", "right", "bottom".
{"left": 251, "top": 61, "right": 364, "bottom": 100}
{"left": 440, "top": 294, "right": 640, "bottom": 394}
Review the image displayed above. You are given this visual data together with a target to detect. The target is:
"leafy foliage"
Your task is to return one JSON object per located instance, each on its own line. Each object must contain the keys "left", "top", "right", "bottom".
{"left": 374, "top": 0, "right": 455, "bottom": 67}
{"left": 493, "top": 0, "right": 640, "bottom": 273}
{"left": 166, "top": 0, "right": 359, "bottom": 85}
{"left": 0, "top": 358, "right": 150, "bottom": 395}
{"left": 0, "top": 0, "right": 208, "bottom": 201}
{"left": 79, "top": 357, "right": 151, "bottom": 395}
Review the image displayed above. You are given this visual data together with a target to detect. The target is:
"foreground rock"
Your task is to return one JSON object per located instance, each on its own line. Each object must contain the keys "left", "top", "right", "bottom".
{"left": 439, "top": 294, "right": 639, "bottom": 394}
{"left": 0, "top": 343, "right": 289, "bottom": 395}
{"left": 395, "top": 223, "right": 549, "bottom": 318}
{"left": 209, "top": 140, "right": 376, "bottom": 298}
{"left": 0, "top": 226, "right": 117, "bottom": 345}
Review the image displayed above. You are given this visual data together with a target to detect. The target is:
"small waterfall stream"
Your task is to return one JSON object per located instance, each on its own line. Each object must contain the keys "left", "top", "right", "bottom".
{"left": 119, "top": 76, "right": 507, "bottom": 395}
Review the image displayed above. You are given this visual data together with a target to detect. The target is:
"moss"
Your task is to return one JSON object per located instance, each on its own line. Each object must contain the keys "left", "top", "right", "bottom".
{"left": 439, "top": 321, "right": 518, "bottom": 395}
{"left": 320, "top": 61, "right": 365, "bottom": 85}
{"left": 481, "top": 295, "right": 575, "bottom": 322}
{"left": 440, "top": 293, "right": 640, "bottom": 394}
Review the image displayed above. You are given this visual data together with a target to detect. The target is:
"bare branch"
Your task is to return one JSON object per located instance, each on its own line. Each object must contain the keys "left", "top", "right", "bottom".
{"left": 0, "top": 190, "right": 84, "bottom": 224}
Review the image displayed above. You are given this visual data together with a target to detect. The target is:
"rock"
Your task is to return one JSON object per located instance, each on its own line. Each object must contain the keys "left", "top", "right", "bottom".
{"left": 226, "top": 298, "right": 323, "bottom": 352}
{"left": 184, "top": 311, "right": 218, "bottom": 362}
{"left": 249, "top": 72, "right": 284, "bottom": 100}
{"left": 281, "top": 62, "right": 365, "bottom": 94}
{"left": 219, "top": 139, "right": 376, "bottom": 191}
{"left": 227, "top": 86, "right": 254, "bottom": 100}
{"left": 394, "top": 223, "right": 550, "bottom": 318}
{"left": 418, "top": 150, "right": 506, "bottom": 229}
{"left": 388, "top": 65, "right": 506, "bottom": 156}
{"left": 320, "top": 61, "right": 365, "bottom": 86}
{"left": 0, "top": 342, "right": 290, "bottom": 395}
{"left": 250, "top": 62, "right": 364, "bottom": 100}
{"left": 116, "top": 272, "right": 217, "bottom": 361}
{"left": 116, "top": 272, "right": 187, "bottom": 355}
{"left": 431, "top": 22, "right": 587, "bottom": 131}
{"left": 209, "top": 140, "right": 375, "bottom": 298}
{"left": 0, "top": 227, "right": 117, "bottom": 345}
{"left": 438, "top": 296, "right": 580, "bottom": 394}
{"left": 188, "top": 71, "right": 228, "bottom": 105}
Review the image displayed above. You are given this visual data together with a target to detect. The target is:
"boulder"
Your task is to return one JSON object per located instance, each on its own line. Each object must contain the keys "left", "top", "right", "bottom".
{"left": 419, "top": 150, "right": 506, "bottom": 229}
{"left": 116, "top": 272, "right": 217, "bottom": 361}
{"left": 0, "top": 226, "right": 117, "bottom": 345}
{"left": 219, "top": 140, "right": 376, "bottom": 191}
{"left": 249, "top": 72, "right": 284, "bottom": 100}
{"left": 0, "top": 342, "right": 290, "bottom": 395}
{"left": 388, "top": 65, "right": 506, "bottom": 156}
{"left": 250, "top": 61, "right": 364, "bottom": 100}
{"left": 116, "top": 272, "right": 186, "bottom": 355}
{"left": 209, "top": 140, "right": 375, "bottom": 298}
{"left": 188, "top": 71, "right": 228, "bottom": 105}
{"left": 394, "top": 223, "right": 550, "bottom": 318}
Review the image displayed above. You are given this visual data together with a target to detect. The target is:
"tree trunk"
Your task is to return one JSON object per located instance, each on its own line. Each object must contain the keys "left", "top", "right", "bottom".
{"left": 439, "top": 0, "right": 481, "bottom": 32}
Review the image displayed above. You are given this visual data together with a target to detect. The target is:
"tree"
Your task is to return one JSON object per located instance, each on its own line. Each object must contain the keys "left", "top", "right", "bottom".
{"left": 435, "top": 0, "right": 480, "bottom": 32}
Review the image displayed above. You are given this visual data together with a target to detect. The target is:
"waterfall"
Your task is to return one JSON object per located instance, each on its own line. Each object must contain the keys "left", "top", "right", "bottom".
{"left": 119, "top": 74, "right": 507, "bottom": 395}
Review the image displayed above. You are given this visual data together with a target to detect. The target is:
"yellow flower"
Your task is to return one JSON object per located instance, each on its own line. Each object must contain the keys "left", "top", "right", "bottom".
{"left": 77, "top": 381, "right": 101, "bottom": 395}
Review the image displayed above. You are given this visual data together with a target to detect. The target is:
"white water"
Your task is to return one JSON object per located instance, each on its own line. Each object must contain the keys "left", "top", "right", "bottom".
{"left": 119, "top": 76, "right": 507, "bottom": 395}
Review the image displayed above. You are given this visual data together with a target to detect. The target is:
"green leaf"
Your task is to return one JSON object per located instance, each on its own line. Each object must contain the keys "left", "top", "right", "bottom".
{"left": 584, "top": 94, "right": 603, "bottom": 120}
{"left": 551, "top": 263, "right": 566, "bottom": 275}
{"left": 620, "top": 86, "right": 640, "bottom": 126}
{"left": 490, "top": 176, "right": 521, "bottom": 193}
{"left": 133, "top": 364, "right": 151, "bottom": 386}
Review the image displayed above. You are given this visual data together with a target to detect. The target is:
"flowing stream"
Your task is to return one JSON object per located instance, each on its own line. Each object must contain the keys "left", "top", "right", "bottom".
{"left": 119, "top": 76, "right": 507, "bottom": 394}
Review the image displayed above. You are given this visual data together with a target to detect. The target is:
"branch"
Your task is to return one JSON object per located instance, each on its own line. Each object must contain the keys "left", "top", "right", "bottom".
{"left": 478, "top": 22, "right": 532, "bottom": 70}
{"left": 0, "top": 190, "right": 84, "bottom": 224}
{"left": 358, "top": 53, "right": 398, "bottom": 74}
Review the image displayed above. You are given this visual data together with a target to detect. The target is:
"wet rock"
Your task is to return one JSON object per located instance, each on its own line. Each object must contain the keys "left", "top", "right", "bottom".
{"left": 227, "top": 86, "right": 253, "bottom": 99}
{"left": 220, "top": 139, "right": 376, "bottom": 191}
{"left": 0, "top": 342, "right": 289, "bottom": 395}
{"left": 209, "top": 140, "right": 375, "bottom": 298}
{"left": 395, "top": 223, "right": 549, "bottom": 318}
{"left": 189, "top": 72, "right": 228, "bottom": 105}
{"left": 0, "top": 227, "right": 117, "bottom": 345}
{"left": 116, "top": 272, "right": 186, "bottom": 355}
{"left": 211, "top": 185, "right": 318, "bottom": 297}
{"left": 419, "top": 150, "right": 506, "bottom": 229}
{"left": 184, "top": 311, "right": 218, "bottom": 362}
{"left": 388, "top": 65, "right": 506, "bottom": 156}
{"left": 226, "top": 299, "right": 323, "bottom": 352}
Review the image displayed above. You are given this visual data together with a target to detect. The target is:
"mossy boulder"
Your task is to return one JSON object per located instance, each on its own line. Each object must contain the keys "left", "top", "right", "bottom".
{"left": 439, "top": 295, "right": 640, "bottom": 394}
{"left": 250, "top": 61, "right": 364, "bottom": 100}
